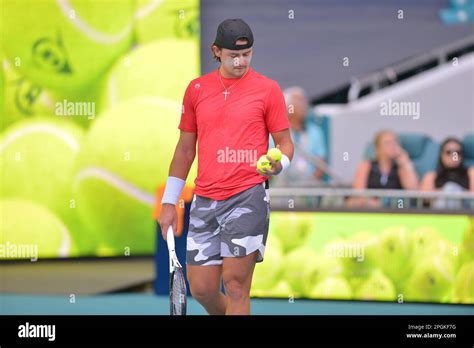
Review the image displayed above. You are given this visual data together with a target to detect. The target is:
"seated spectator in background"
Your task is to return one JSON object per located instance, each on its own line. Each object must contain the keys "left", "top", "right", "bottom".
{"left": 271, "top": 86, "right": 327, "bottom": 186}
{"left": 350, "top": 130, "right": 418, "bottom": 207}
{"left": 421, "top": 138, "right": 474, "bottom": 208}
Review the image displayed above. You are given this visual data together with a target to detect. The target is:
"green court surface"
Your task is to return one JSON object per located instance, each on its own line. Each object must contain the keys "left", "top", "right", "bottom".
{"left": 1, "top": 294, "right": 473, "bottom": 315}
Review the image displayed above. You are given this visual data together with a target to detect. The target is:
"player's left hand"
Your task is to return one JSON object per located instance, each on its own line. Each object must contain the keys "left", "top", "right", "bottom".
{"left": 258, "top": 154, "right": 282, "bottom": 176}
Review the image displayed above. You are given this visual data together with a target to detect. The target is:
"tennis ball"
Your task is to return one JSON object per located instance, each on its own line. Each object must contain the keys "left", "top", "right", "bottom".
{"left": 267, "top": 147, "right": 282, "bottom": 162}
{"left": 269, "top": 280, "right": 293, "bottom": 298}
{"left": 100, "top": 39, "right": 199, "bottom": 109}
{"left": 354, "top": 270, "right": 397, "bottom": 301}
{"left": 2, "top": 0, "right": 134, "bottom": 95}
{"left": 252, "top": 243, "right": 283, "bottom": 292}
{"left": 2, "top": 58, "right": 57, "bottom": 130}
{"left": 283, "top": 247, "right": 320, "bottom": 295}
{"left": 411, "top": 227, "right": 443, "bottom": 258}
{"left": 257, "top": 155, "right": 272, "bottom": 174}
{"left": 0, "top": 118, "right": 88, "bottom": 252}
{"left": 340, "top": 232, "right": 379, "bottom": 278}
{"left": 461, "top": 219, "right": 474, "bottom": 264}
{"left": 0, "top": 199, "right": 74, "bottom": 259}
{"left": 300, "top": 254, "right": 344, "bottom": 297}
{"left": 308, "top": 276, "right": 352, "bottom": 300}
{"left": 404, "top": 255, "right": 456, "bottom": 303}
{"left": 377, "top": 226, "right": 413, "bottom": 287}
{"left": 0, "top": 117, "right": 84, "bottom": 219}
{"left": 73, "top": 97, "right": 197, "bottom": 254}
{"left": 452, "top": 261, "right": 474, "bottom": 304}
{"left": 270, "top": 213, "right": 314, "bottom": 253}
{"left": 134, "top": 0, "right": 200, "bottom": 44}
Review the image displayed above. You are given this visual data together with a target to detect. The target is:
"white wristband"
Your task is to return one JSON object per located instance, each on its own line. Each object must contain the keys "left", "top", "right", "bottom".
{"left": 275, "top": 154, "right": 290, "bottom": 175}
{"left": 161, "top": 176, "right": 185, "bottom": 205}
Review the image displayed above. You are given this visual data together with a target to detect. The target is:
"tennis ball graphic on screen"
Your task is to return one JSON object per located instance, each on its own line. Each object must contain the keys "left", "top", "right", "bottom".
{"left": 134, "top": 0, "right": 200, "bottom": 44}
{"left": 269, "top": 280, "right": 293, "bottom": 298}
{"left": 308, "top": 276, "right": 352, "bottom": 300}
{"left": 460, "top": 220, "right": 474, "bottom": 264}
{"left": 411, "top": 226, "right": 443, "bottom": 258}
{"left": 2, "top": 58, "right": 57, "bottom": 130}
{"left": 251, "top": 243, "right": 283, "bottom": 293}
{"left": 354, "top": 270, "right": 397, "bottom": 301}
{"left": 283, "top": 247, "right": 321, "bottom": 295}
{"left": 73, "top": 97, "right": 196, "bottom": 254}
{"left": 300, "top": 254, "right": 344, "bottom": 297}
{"left": 404, "top": 255, "right": 456, "bottom": 303}
{"left": 340, "top": 232, "right": 379, "bottom": 278}
{"left": 0, "top": 117, "right": 84, "bottom": 221}
{"left": 0, "top": 199, "right": 74, "bottom": 259}
{"left": 270, "top": 213, "right": 313, "bottom": 253}
{"left": 100, "top": 39, "right": 199, "bottom": 109}
{"left": 452, "top": 261, "right": 474, "bottom": 304}
{"left": 2, "top": 0, "right": 134, "bottom": 95}
{"left": 376, "top": 226, "right": 413, "bottom": 287}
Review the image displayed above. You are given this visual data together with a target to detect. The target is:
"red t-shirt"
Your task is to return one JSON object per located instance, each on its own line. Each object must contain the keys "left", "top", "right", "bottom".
{"left": 179, "top": 67, "right": 290, "bottom": 200}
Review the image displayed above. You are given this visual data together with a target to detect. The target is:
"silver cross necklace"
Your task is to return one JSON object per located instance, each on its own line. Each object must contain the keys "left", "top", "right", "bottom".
{"left": 218, "top": 68, "right": 248, "bottom": 101}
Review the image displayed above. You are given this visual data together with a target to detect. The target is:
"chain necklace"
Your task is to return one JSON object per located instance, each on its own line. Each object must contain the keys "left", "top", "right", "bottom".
{"left": 218, "top": 67, "right": 248, "bottom": 101}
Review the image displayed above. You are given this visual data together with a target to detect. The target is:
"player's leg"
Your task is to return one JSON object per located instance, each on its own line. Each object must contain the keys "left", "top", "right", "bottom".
{"left": 218, "top": 182, "right": 270, "bottom": 315}
{"left": 222, "top": 251, "right": 258, "bottom": 315}
{"left": 186, "top": 195, "right": 226, "bottom": 314}
{"left": 187, "top": 264, "right": 226, "bottom": 315}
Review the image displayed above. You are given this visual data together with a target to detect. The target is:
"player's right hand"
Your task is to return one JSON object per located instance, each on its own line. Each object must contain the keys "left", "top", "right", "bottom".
{"left": 158, "top": 204, "right": 178, "bottom": 241}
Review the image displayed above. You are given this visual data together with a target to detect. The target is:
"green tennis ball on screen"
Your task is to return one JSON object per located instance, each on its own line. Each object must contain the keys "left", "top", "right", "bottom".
{"left": 270, "top": 213, "right": 313, "bottom": 253}
{"left": 2, "top": 0, "right": 134, "bottom": 95}
{"left": 0, "top": 199, "right": 74, "bottom": 259}
{"left": 340, "top": 232, "right": 378, "bottom": 279}
{"left": 411, "top": 226, "right": 443, "bottom": 257}
{"left": 461, "top": 219, "right": 474, "bottom": 264}
{"left": 251, "top": 243, "right": 283, "bottom": 292}
{"left": 404, "top": 255, "right": 456, "bottom": 303}
{"left": 100, "top": 39, "right": 199, "bottom": 109}
{"left": 0, "top": 117, "right": 84, "bottom": 220}
{"left": 300, "top": 254, "right": 344, "bottom": 297}
{"left": 257, "top": 155, "right": 271, "bottom": 174}
{"left": 266, "top": 147, "right": 282, "bottom": 162}
{"left": 2, "top": 58, "right": 57, "bottom": 130}
{"left": 268, "top": 280, "right": 293, "bottom": 299}
{"left": 377, "top": 226, "right": 413, "bottom": 287}
{"left": 134, "top": 0, "right": 200, "bottom": 44}
{"left": 308, "top": 276, "right": 352, "bottom": 300}
{"left": 354, "top": 270, "right": 397, "bottom": 301}
{"left": 452, "top": 261, "right": 474, "bottom": 304}
{"left": 283, "top": 247, "right": 320, "bottom": 295}
{"left": 73, "top": 97, "right": 196, "bottom": 254}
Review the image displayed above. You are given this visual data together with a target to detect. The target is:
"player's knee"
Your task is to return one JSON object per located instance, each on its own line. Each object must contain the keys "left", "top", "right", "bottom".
{"left": 223, "top": 278, "right": 248, "bottom": 301}
{"left": 189, "top": 282, "right": 218, "bottom": 303}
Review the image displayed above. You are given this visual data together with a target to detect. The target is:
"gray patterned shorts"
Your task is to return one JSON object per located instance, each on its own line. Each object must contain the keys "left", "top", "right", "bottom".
{"left": 186, "top": 182, "right": 270, "bottom": 266}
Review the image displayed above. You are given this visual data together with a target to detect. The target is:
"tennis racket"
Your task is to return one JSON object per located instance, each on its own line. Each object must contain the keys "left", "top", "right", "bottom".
{"left": 167, "top": 226, "right": 187, "bottom": 315}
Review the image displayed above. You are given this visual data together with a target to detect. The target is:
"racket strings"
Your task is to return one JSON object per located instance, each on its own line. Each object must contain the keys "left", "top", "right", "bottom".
{"left": 171, "top": 269, "right": 187, "bottom": 315}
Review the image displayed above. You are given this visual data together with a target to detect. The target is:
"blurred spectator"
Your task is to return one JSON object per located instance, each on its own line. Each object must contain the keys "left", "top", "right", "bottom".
{"left": 271, "top": 86, "right": 327, "bottom": 186}
{"left": 421, "top": 138, "right": 474, "bottom": 208}
{"left": 350, "top": 130, "right": 419, "bottom": 207}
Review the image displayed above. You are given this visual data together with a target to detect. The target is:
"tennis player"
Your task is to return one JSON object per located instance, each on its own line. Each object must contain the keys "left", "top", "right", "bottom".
{"left": 159, "top": 18, "right": 294, "bottom": 315}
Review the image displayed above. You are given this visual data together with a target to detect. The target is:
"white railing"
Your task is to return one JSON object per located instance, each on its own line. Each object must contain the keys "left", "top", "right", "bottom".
{"left": 269, "top": 188, "right": 474, "bottom": 212}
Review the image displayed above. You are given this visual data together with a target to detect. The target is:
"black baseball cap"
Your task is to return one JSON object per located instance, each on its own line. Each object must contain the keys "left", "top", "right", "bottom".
{"left": 213, "top": 19, "right": 254, "bottom": 50}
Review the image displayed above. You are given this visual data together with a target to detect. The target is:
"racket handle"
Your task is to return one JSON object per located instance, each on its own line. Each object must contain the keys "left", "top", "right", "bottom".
{"left": 167, "top": 226, "right": 175, "bottom": 252}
